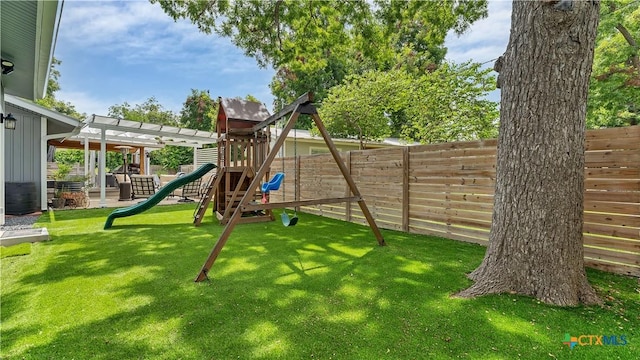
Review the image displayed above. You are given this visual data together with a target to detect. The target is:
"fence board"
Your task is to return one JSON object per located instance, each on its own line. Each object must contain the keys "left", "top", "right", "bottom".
{"left": 585, "top": 150, "right": 640, "bottom": 167}
{"left": 586, "top": 136, "right": 640, "bottom": 151}
{"left": 583, "top": 234, "right": 640, "bottom": 253}
{"left": 586, "top": 125, "right": 640, "bottom": 139}
{"left": 583, "top": 212, "right": 640, "bottom": 227}
{"left": 272, "top": 125, "right": 640, "bottom": 277}
{"left": 585, "top": 191, "right": 640, "bottom": 203}
{"left": 585, "top": 179, "right": 640, "bottom": 191}
{"left": 583, "top": 247, "right": 640, "bottom": 267}
{"left": 583, "top": 201, "right": 640, "bottom": 214}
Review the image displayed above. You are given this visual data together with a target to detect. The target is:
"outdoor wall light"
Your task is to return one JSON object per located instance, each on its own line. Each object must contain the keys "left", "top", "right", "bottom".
{"left": 1, "top": 113, "right": 17, "bottom": 130}
{"left": 1, "top": 58, "right": 15, "bottom": 75}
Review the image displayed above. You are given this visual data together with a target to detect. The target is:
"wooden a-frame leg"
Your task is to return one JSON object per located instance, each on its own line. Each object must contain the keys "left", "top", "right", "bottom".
{"left": 195, "top": 110, "right": 302, "bottom": 282}
{"left": 311, "top": 113, "right": 386, "bottom": 246}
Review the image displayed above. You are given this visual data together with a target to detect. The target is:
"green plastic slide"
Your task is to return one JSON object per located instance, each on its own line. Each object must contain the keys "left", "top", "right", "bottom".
{"left": 104, "top": 163, "right": 216, "bottom": 229}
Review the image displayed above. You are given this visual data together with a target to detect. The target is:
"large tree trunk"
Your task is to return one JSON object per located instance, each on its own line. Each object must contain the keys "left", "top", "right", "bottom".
{"left": 456, "top": 0, "right": 602, "bottom": 306}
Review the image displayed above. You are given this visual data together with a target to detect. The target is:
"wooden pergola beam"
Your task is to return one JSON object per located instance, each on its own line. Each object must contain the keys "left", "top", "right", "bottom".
{"left": 48, "top": 139, "right": 143, "bottom": 153}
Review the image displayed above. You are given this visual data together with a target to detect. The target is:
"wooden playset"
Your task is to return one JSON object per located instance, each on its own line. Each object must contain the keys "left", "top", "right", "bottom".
{"left": 193, "top": 93, "right": 385, "bottom": 282}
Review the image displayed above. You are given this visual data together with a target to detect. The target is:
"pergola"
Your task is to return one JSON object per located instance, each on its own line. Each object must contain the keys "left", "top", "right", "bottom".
{"left": 63, "top": 115, "right": 219, "bottom": 208}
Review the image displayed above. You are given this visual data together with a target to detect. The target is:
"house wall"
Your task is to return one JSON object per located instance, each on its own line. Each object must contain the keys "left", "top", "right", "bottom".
{"left": 279, "top": 139, "right": 387, "bottom": 158}
{"left": 4, "top": 105, "right": 42, "bottom": 205}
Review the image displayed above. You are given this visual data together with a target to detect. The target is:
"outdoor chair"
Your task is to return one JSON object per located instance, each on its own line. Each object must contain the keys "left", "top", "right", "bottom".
{"left": 159, "top": 174, "right": 178, "bottom": 197}
{"left": 130, "top": 175, "right": 156, "bottom": 199}
{"left": 178, "top": 177, "right": 202, "bottom": 202}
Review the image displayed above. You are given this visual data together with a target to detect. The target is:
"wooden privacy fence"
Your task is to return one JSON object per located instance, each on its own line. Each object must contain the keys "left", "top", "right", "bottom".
{"left": 270, "top": 125, "right": 640, "bottom": 277}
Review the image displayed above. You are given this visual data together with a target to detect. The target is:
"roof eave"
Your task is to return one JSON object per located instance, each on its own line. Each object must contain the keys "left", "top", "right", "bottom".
{"left": 34, "top": 0, "right": 62, "bottom": 99}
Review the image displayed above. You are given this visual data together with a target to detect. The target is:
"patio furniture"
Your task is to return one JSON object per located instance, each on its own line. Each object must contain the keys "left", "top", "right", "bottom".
{"left": 114, "top": 174, "right": 131, "bottom": 201}
{"left": 178, "top": 177, "right": 202, "bottom": 202}
{"left": 130, "top": 175, "right": 156, "bottom": 199}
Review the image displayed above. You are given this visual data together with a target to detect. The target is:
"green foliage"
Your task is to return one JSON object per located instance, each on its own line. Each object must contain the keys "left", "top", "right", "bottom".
{"left": 318, "top": 62, "right": 499, "bottom": 145}
{"left": 1, "top": 207, "right": 637, "bottom": 359}
{"left": 108, "top": 97, "right": 178, "bottom": 125}
{"left": 108, "top": 97, "right": 194, "bottom": 171}
{"left": 53, "top": 150, "right": 120, "bottom": 174}
{"left": 54, "top": 149, "right": 84, "bottom": 166}
{"left": 55, "top": 150, "right": 136, "bottom": 176}
{"left": 318, "top": 69, "right": 413, "bottom": 148}
{"left": 588, "top": 0, "right": 640, "bottom": 128}
{"left": 402, "top": 62, "right": 499, "bottom": 143}
{"left": 150, "top": 146, "right": 193, "bottom": 172}
{"left": 153, "top": 0, "right": 488, "bottom": 109}
{"left": 52, "top": 163, "right": 72, "bottom": 181}
{"left": 179, "top": 89, "right": 217, "bottom": 131}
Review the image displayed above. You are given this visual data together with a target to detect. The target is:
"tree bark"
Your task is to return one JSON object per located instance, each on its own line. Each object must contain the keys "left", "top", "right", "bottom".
{"left": 456, "top": 0, "right": 602, "bottom": 306}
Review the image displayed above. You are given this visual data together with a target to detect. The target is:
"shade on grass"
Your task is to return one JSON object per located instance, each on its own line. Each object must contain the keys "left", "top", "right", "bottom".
{"left": 0, "top": 243, "right": 31, "bottom": 259}
{"left": 1, "top": 204, "right": 638, "bottom": 359}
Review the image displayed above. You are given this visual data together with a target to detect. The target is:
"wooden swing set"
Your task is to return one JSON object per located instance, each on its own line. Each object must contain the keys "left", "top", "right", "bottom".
{"left": 194, "top": 92, "right": 386, "bottom": 282}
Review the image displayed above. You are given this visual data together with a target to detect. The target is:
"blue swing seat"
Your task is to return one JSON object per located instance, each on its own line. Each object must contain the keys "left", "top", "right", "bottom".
{"left": 261, "top": 172, "right": 285, "bottom": 193}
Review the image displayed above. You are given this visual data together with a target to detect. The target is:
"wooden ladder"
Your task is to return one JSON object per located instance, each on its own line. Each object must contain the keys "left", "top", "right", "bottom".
{"left": 193, "top": 173, "right": 221, "bottom": 226}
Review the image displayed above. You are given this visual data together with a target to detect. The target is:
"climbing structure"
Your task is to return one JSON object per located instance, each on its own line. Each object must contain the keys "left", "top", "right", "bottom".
{"left": 193, "top": 97, "right": 274, "bottom": 226}
{"left": 195, "top": 92, "right": 386, "bottom": 282}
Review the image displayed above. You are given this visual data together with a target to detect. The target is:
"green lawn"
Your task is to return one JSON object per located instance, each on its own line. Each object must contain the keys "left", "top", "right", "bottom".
{"left": 1, "top": 204, "right": 637, "bottom": 359}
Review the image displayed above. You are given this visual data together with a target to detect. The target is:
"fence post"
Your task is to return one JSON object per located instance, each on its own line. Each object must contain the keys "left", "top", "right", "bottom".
{"left": 345, "top": 151, "right": 352, "bottom": 222}
{"left": 403, "top": 147, "right": 409, "bottom": 232}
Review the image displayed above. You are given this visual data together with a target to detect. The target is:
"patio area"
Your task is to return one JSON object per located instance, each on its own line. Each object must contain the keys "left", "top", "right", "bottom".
{"left": 1, "top": 185, "right": 202, "bottom": 246}
{"left": 82, "top": 186, "right": 198, "bottom": 210}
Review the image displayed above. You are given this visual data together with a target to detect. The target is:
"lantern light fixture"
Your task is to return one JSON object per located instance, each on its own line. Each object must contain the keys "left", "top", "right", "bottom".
{"left": 1, "top": 113, "right": 17, "bottom": 130}
{"left": 1, "top": 58, "right": 14, "bottom": 75}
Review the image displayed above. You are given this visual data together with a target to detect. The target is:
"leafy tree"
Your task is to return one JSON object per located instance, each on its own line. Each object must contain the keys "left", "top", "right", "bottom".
{"left": 457, "top": 1, "right": 601, "bottom": 306}
{"left": 402, "top": 62, "right": 499, "bottom": 143}
{"left": 108, "top": 98, "right": 192, "bottom": 171}
{"left": 587, "top": 0, "right": 639, "bottom": 128}
{"left": 318, "top": 62, "right": 498, "bottom": 147}
{"left": 108, "top": 97, "right": 178, "bottom": 125}
{"left": 151, "top": 146, "right": 193, "bottom": 172}
{"left": 318, "top": 69, "right": 413, "bottom": 148}
{"left": 54, "top": 149, "right": 84, "bottom": 165}
{"left": 54, "top": 149, "right": 122, "bottom": 173}
{"left": 179, "top": 89, "right": 217, "bottom": 131}
{"left": 152, "top": 0, "right": 488, "bottom": 110}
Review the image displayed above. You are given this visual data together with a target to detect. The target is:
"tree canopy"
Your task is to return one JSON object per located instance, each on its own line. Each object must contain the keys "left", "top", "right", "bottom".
{"left": 108, "top": 97, "right": 178, "bottom": 126}
{"left": 151, "top": 0, "right": 489, "bottom": 107}
{"left": 588, "top": 0, "right": 639, "bottom": 128}
{"left": 318, "top": 62, "right": 498, "bottom": 146}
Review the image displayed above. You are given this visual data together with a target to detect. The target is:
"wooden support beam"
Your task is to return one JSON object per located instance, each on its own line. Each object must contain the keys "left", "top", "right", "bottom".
{"left": 195, "top": 95, "right": 387, "bottom": 282}
{"left": 311, "top": 113, "right": 386, "bottom": 246}
{"left": 251, "top": 92, "right": 312, "bottom": 133}
{"left": 220, "top": 166, "right": 251, "bottom": 221}
{"left": 345, "top": 151, "right": 352, "bottom": 222}
{"left": 242, "top": 196, "right": 361, "bottom": 211}
{"left": 195, "top": 109, "right": 302, "bottom": 282}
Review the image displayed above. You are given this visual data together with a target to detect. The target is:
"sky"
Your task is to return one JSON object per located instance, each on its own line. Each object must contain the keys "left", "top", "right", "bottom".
{"left": 54, "top": 0, "right": 512, "bottom": 117}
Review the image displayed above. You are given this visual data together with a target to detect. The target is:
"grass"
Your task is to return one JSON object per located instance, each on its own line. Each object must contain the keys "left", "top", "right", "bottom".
{"left": 0, "top": 243, "right": 31, "bottom": 259}
{"left": 1, "top": 204, "right": 638, "bottom": 359}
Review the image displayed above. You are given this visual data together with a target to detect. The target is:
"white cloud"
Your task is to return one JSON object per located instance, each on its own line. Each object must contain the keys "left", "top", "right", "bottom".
{"left": 445, "top": 1, "right": 512, "bottom": 65}
{"left": 57, "top": 89, "right": 116, "bottom": 117}
{"left": 59, "top": 0, "right": 248, "bottom": 75}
